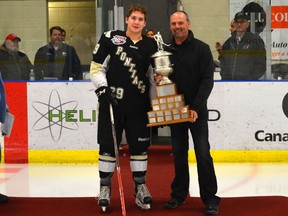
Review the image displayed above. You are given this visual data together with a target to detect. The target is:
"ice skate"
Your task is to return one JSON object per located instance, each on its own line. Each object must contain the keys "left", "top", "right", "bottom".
{"left": 98, "top": 185, "right": 111, "bottom": 212}
{"left": 135, "top": 184, "right": 152, "bottom": 210}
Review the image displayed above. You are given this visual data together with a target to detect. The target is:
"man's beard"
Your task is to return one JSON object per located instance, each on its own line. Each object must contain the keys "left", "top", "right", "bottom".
{"left": 53, "top": 40, "right": 62, "bottom": 46}
{"left": 6, "top": 43, "right": 19, "bottom": 53}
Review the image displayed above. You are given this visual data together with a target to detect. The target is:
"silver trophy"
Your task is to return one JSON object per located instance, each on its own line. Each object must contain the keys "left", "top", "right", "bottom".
{"left": 151, "top": 32, "right": 173, "bottom": 85}
{"left": 147, "top": 32, "right": 193, "bottom": 127}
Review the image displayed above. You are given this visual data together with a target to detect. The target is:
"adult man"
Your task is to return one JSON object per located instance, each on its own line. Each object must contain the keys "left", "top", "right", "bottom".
{"left": 61, "top": 28, "right": 66, "bottom": 42}
{"left": 90, "top": 4, "right": 157, "bottom": 211}
{"left": 215, "top": 19, "right": 236, "bottom": 57}
{"left": 162, "top": 11, "right": 221, "bottom": 215}
{"left": 0, "top": 72, "right": 9, "bottom": 203}
{"left": 0, "top": 34, "right": 33, "bottom": 80}
{"left": 220, "top": 12, "right": 266, "bottom": 80}
{"left": 34, "top": 26, "right": 82, "bottom": 80}
{"left": 229, "top": 19, "right": 237, "bottom": 33}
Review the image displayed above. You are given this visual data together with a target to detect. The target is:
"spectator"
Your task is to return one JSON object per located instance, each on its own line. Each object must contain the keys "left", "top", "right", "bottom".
{"left": 0, "top": 71, "right": 9, "bottom": 203}
{"left": 34, "top": 26, "right": 82, "bottom": 80}
{"left": 229, "top": 19, "right": 236, "bottom": 33}
{"left": 0, "top": 34, "right": 33, "bottom": 80}
{"left": 219, "top": 12, "right": 266, "bottom": 80}
{"left": 162, "top": 11, "right": 221, "bottom": 215}
{"left": 61, "top": 28, "right": 66, "bottom": 42}
{"left": 215, "top": 19, "right": 236, "bottom": 56}
{"left": 146, "top": 29, "right": 155, "bottom": 38}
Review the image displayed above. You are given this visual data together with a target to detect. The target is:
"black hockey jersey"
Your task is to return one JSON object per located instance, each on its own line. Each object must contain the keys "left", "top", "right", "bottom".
{"left": 92, "top": 30, "right": 157, "bottom": 114}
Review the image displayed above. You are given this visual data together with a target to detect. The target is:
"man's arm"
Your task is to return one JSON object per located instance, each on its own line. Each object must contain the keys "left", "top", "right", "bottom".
{"left": 190, "top": 44, "right": 214, "bottom": 113}
{"left": 219, "top": 39, "right": 231, "bottom": 80}
{"left": 22, "top": 53, "right": 33, "bottom": 80}
{"left": 33, "top": 48, "right": 45, "bottom": 80}
{"left": 252, "top": 37, "right": 266, "bottom": 80}
{"left": 70, "top": 46, "right": 82, "bottom": 80}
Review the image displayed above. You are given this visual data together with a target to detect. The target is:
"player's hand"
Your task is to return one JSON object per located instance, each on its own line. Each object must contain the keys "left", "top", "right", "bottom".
{"left": 153, "top": 73, "right": 163, "bottom": 85}
{"left": 95, "top": 86, "right": 118, "bottom": 107}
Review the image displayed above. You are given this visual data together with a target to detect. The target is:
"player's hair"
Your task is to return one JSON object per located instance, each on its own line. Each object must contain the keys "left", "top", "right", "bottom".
{"left": 126, "top": 4, "right": 148, "bottom": 21}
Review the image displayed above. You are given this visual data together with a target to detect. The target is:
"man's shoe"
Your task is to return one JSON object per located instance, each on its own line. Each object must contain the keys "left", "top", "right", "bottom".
{"left": 164, "top": 198, "right": 185, "bottom": 209}
{"left": 0, "top": 193, "right": 8, "bottom": 203}
{"left": 205, "top": 201, "right": 219, "bottom": 215}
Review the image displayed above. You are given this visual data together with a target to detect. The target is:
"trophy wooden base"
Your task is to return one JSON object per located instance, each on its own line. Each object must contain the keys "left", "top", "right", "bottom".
{"left": 147, "top": 84, "right": 193, "bottom": 127}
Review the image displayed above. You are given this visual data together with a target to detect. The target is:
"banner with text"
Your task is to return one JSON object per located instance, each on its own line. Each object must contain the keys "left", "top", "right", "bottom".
{"left": 3, "top": 82, "right": 288, "bottom": 163}
{"left": 204, "top": 81, "right": 288, "bottom": 150}
{"left": 27, "top": 82, "right": 98, "bottom": 150}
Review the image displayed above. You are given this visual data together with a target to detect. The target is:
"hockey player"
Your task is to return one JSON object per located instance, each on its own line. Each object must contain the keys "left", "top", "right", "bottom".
{"left": 90, "top": 4, "right": 157, "bottom": 211}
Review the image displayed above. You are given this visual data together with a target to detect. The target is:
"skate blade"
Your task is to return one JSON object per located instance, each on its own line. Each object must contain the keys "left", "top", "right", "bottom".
{"left": 99, "top": 201, "right": 109, "bottom": 212}
{"left": 143, "top": 204, "right": 150, "bottom": 210}
{"left": 135, "top": 199, "right": 151, "bottom": 210}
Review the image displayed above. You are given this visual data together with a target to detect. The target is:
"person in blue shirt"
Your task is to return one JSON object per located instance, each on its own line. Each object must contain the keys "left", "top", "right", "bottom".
{"left": 0, "top": 71, "right": 9, "bottom": 203}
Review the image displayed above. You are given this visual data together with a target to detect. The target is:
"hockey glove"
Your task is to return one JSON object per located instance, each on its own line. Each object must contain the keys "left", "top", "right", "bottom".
{"left": 95, "top": 86, "right": 118, "bottom": 107}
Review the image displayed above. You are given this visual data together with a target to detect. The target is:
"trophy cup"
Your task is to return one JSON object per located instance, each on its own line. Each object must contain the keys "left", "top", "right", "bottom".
{"left": 147, "top": 32, "right": 192, "bottom": 127}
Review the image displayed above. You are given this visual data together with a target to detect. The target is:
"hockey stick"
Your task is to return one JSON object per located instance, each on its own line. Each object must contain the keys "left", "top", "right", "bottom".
{"left": 109, "top": 104, "right": 127, "bottom": 216}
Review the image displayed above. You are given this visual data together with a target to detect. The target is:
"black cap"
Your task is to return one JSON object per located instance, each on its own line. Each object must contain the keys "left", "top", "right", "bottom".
{"left": 234, "top": 12, "right": 250, "bottom": 21}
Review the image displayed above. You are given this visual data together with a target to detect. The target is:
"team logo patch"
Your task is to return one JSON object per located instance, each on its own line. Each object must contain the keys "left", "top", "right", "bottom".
{"left": 243, "top": 44, "right": 250, "bottom": 49}
{"left": 111, "top": 35, "right": 126, "bottom": 45}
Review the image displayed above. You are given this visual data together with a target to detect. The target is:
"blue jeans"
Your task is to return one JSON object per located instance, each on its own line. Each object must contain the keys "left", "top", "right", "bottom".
{"left": 169, "top": 119, "right": 220, "bottom": 205}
